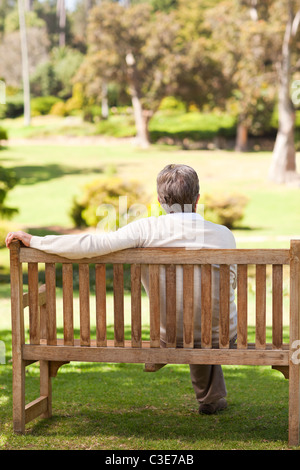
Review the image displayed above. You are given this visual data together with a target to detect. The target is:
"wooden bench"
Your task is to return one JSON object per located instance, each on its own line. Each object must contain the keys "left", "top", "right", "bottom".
{"left": 9, "top": 240, "right": 300, "bottom": 445}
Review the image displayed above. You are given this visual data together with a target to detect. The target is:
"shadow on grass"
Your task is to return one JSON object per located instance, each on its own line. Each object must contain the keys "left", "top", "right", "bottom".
{"left": 11, "top": 163, "right": 103, "bottom": 186}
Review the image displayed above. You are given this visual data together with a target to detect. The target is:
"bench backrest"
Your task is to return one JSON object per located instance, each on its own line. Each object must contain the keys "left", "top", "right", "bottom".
{"left": 10, "top": 240, "right": 300, "bottom": 360}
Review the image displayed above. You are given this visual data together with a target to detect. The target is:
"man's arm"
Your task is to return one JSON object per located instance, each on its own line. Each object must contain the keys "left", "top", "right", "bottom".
{"left": 6, "top": 221, "right": 144, "bottom": 259}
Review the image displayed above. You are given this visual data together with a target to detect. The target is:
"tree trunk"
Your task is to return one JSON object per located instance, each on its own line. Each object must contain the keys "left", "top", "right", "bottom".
{"left": 57, "top": 0, "right": 66, "bottom": 48}
{"left": 126, "top": 52, "right": 150, "bottom": 148}
{"left": 101, "top": 82, "right": 109, "bottom": 120}
{"left": 269, "top": 2, "right": 299, "bottom": 184}
{"left": 18, "top": 0, "right": 31, "bottom": 126}
{"left": 235, "top": 120, "right": 249, "bottom": 152}
{"left": 131, "top": 93, "right": 151, "bottom": 148}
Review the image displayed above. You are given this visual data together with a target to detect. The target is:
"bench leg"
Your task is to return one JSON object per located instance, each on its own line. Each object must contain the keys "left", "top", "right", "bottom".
{"left": 12, "top": 359, "right": 25, "bottom": 433}
{"left": 40, "top": 361, "right": 52, "bottom": 419}
{"left": 289, "top": 360, "right": 300, "bottom": 446}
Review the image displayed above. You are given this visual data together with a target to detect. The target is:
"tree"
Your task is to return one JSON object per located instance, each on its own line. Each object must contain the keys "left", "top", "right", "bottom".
{"left": 268, "top": 0, "right": 300, "bottom": 184}
{"left": 56, "top": 0, "right": 66, "bottom": 47}
{"left": 18, "top": 0, "right": 31, "bottom": 125}
{"left": 0, "top": 26, "right": 49, "bottom": 88}
{"left": 77, "top": 2, "right": 180, "bottom": 147}
{"left": 206, "top": 0, "right": 277, "bottom": 151}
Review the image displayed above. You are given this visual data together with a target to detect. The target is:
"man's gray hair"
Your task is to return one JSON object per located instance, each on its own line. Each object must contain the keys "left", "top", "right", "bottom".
{"left": 156, "top": 164, "right": 200, "bottom": 213}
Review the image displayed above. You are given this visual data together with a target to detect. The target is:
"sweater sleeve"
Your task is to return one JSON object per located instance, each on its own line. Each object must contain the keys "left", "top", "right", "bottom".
{"left": 29, "top": 220, "right": 144, "bottom": 259}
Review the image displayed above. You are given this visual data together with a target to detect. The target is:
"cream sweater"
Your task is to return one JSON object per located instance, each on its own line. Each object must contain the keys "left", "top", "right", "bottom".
{"left": 30, "top": 213, "right": 237, "bottom": 346}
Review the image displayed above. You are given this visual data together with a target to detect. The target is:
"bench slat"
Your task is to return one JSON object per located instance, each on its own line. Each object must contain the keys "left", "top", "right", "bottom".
{"left": 183, "top": 265, "right": 194, "bottom": 348}
{"left": 45, "top": 263, "right": 57, "bottom": 346}
{"left": 95, "top": 264, "right": 107, "bottom": 347}
{"left": 272, "top": 264, "right": 283, "bottom": 349}
{"left": 149, "top": 264, "right": 160, "bottom": 347}
{"left": 166, "top": 265, "right": 177, "bottom": 348}
{"left": 79, "top": 264, "right": 90, "bottom": 346}
{"left": 28, "top": 263, "right": 40, "bottom": 345}
{"left": 219, "top": 265, "right": 230, "bottom": 348}
{"left": 23, "top": 343, "right": 290, "bottom": 367}
{"left": 131, "top": 264, "right": 142, "bottom": 348}
{"left": 20, "top": 247, "right": 291, "bottom": 265}
{"left": 113, "top": 264, "right": 124, "bottom": 347}
{"left": 256, "top": 264, "right": 266, "bottom": 349}
{"left": 201, "top": 264, "right": 212, "bottom": 348}
{"left": 62, "top": 264, "right": 74, "bottom": 346}
{"left": 237, "top": 264, "right": 248, "bottom": 349}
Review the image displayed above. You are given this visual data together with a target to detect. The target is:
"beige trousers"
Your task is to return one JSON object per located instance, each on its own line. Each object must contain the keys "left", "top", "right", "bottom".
{"left": 189, "top": 336, "right": 237, "bottom": 405}
{"left": 189, "top": 364, "right": 227, "bottom": 404}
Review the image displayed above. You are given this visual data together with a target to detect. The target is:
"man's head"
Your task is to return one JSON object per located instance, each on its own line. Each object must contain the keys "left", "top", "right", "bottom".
{"left": 156, "top": 164, "right": 200, "bottom": 213}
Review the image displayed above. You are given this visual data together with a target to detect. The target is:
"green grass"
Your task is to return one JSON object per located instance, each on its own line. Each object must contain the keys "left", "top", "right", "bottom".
{"left": 0, "top": 137, "right": 300, "bottom": 449}
{"left": 0, "top": 320, "right": 292, "bottom": 450}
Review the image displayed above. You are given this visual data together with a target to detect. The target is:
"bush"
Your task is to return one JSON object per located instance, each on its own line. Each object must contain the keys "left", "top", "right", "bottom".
{"left": 96, "top": 114, "right": 136, "bottom": 138}
{"left": 202, "top": 192, "right": 248, "bottom": 229}
{"left": 70, "top": 177, "right": 149, "bottom": 229}
{"left": 30, "top": 62, "right": 60, "bottom": 97}
{"left": 31, "top": 96, "right": 62, "bottom": 116}
{"left": 0, "top": 127, "right": 8, "bottom": 147}
{"left": 50, "top": 101, "right": 68, "bottom": 117}
{"left": 0, "top": 93, "right": 24, "bottom": 119}
{"left": 0, "top": 166, "right": 19, "bottom": 220}
{"left": 158, "top": 96, "right": 186, "bottom": 112}
{"left": 65, "top": 83, "right": 84, "bottom": 114}
{"left": 149, "top": 110, "right": 236, "bottom": 143}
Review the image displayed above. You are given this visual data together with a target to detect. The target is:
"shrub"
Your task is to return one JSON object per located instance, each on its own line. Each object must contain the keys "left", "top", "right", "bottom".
{"left": 31, "top": 96, "right": 62, "bottom": 116}
{"left": 202, "top": 192, "right": 248, "bottom": 229}
{"left": 0, "top": 127, "right": 8, "bottom": 147}
{"left": 70, "top": 177, "right": 149, "bottom": 230}
{"left": 50, "top": 101, "right": 68, "bottom": 117}
{"left": 158, "top": 96, "right": 186, "bottom": 112}
{"left": 65, "top": 83, "right": 84, "bottom": 114}
{"left": 0, "top": 166, "right": 19, "bottom": 220}
{"left": 0, "top": 93, "right": 23, "bottom": 119}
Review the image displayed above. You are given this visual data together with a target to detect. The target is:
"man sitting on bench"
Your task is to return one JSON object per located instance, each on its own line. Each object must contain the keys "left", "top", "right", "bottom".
{"left": 6, "top": 163, "right": 237, "bottom": 415}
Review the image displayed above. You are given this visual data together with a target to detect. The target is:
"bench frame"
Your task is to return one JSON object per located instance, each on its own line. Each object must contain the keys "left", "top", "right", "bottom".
{"left": 9, "top": 240, "right": 300, "bottom": 446}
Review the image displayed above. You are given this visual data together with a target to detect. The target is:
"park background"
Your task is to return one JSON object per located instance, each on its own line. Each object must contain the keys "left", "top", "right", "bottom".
{"left": 0, "top": 0, "right": 300, "bottom": 450}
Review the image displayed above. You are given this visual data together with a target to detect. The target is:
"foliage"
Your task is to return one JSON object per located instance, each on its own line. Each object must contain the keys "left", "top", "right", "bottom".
{"left": 0, "top": 127, "right": 8, "bottom": 145}
{"left": 149, "top": 109, "right": 236, "bottom": 142}
{"left": 31, "top": 96, "right": 62, "bottom": 116}
{"left": 0, "top": 166, "right": 18, "bottom": 220}
{"left": 52, "top": 47, "right": 84, "bottom": 99}
{"left": 96, "top": 114, "right": 137, "bottom": 138}
{"left": 205, "top": 0, "right": 280, "bottom": 133}
{"left": 0, "top": 93, "right": 24, "bottom": 119}
{"left": 202, "top": 192, "right": 249, "bottom": 229}
{"left": 30, "top": 48, "right": 84, "bottom": 99}
{"left": 70, "top": 176, "right": 150, "bottom": 229}
{"left": 30, "top": 62, "right": 61, "bottom": 97}
{"left": 49, "top": 101, "right": 68, "bottom": 117}
{"left": 0, "top": 27, "right": 49, "bottom": 88}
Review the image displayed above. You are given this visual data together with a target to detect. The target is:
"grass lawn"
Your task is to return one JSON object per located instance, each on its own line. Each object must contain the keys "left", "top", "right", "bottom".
{"left": 0, "top": 136, "right": 300, "bottom": 450}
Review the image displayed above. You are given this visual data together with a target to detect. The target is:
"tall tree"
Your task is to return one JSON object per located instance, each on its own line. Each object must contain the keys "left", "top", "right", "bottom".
{"left": 56, "top": 0, "right": 66, "bottom": 47}
{"left": 77, "top": 2, "right": 179, "bottom": 147}
{"left": 18, "top": 0, "right": 31, "bottom": 125}
{"left": 206, "top": 0, "right": 277, "bottom": 151}
{"left": 268, "top": 0, "right": 300, "bottom": 184}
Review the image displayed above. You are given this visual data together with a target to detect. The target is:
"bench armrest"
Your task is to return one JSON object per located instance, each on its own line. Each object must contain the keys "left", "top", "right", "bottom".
{"left": 23, "top": 284, "right": 46, "bottom": 309}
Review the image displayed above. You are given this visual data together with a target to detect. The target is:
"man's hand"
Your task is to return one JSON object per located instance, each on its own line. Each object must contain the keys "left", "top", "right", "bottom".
{"left": 5, "top": 231, "right": 32, "bottom": 248}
